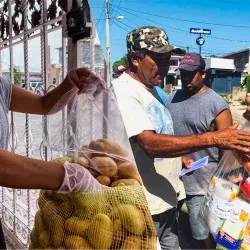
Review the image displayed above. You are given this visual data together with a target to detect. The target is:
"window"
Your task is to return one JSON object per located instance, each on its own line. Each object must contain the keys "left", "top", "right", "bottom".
{"left": 170, "top": 60, "right": 178, "bottom": 66}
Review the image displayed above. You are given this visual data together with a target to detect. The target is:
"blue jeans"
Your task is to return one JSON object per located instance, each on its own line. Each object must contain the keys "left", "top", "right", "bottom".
{"left": 185, "top": 195, "right": 210, "bottom": 240}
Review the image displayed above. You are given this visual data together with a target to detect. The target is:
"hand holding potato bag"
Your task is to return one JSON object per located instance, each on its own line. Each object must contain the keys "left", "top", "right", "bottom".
{"left": 31, "top": 78, "right": 158, "bottom": 249}
{"left": 58, "top": 161, "right": 109, "bottom": 194}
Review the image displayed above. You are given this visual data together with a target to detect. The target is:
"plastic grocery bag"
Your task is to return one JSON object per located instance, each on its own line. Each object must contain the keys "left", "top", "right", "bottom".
{"left": 30, "top": 73, "right": 157, "bottom": 249}
{"left": 199, "top": 121, "right": 250, "bottom": 250}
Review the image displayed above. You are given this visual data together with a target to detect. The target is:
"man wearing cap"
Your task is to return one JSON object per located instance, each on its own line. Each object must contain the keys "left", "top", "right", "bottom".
{"left": 112, "top": 26, "right": 250, "bottom": 249}
{"left": 167, "top": 52, "right": 232, "bottom": 249}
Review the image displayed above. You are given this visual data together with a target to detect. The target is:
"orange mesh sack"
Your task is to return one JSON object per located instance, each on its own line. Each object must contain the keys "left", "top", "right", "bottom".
{"left": 29, "top": 75, "right": 157, "bottom": 249}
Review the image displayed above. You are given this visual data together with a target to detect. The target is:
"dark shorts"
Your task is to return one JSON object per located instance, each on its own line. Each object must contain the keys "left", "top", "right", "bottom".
{"left": 152, "top": 207, "right": 179, "bottom": 250}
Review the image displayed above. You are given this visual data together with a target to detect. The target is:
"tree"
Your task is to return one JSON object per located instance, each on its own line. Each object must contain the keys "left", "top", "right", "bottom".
{"left": 112, "top": 54, "right": 129, "bottom": 78}
{"left": 242, "top": 75, "right": 250, "bottom": 89}
{"left": 12, "top": 66, "right": 22, "bottom": 86}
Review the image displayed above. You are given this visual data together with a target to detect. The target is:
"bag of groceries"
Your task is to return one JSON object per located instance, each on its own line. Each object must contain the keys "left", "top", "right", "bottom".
{"left": 199, "top": 121, "right": 250, "bottom": 250}
{"left": 29, "top": 72, "right": 157, "bottom": 249}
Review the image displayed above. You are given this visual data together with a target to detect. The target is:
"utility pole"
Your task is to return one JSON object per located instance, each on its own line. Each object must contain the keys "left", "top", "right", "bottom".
{"left": 106, "top": 0, "right": 111, "bottom": 87}
{"left": 103, "top": 0, "right": 111, "bottom": 139}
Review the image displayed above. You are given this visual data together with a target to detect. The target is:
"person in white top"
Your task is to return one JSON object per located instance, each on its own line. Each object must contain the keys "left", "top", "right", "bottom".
{"left": 112, "top": 26, "right": 250, "bottom": 249}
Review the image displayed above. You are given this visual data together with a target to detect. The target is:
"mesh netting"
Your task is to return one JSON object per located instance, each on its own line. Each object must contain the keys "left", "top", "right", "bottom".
{"left": 199, "top": 122, "right": 250, "bottom": 249}
{"left": 29, "top": 76, "right": 157, "bottom": 249}
{"left": 30, "top": 185, "right": 157, "bottom": 249}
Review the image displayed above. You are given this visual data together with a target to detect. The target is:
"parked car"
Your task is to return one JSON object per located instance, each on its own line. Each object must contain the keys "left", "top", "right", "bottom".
{"left": 29, "top": 82, "right": 42, "bottom": 90}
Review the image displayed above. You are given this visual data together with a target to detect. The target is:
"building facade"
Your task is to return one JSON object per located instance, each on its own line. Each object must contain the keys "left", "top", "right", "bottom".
{"left": 222, "top": 48, "right": 250, "bottom": 84}
{"left": 161, "top": 55, "right": 237, "bottom": 94}
{"left": 57, "top": 39, "right": 105, "bottom": 79}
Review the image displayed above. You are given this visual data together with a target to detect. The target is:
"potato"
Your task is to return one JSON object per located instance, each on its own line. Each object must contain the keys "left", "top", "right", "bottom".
{"left": 30, "top": 228, "right": 38, "bottom": 247}
{"left": 89, "top": 139, "right": 129, "bottom": 157}
{"left": 89, "top": 168, "right": 100, "bottom": 177}
{"left": 59, "top": 201, "right": 73, "bottom": 219}
{"left": 76, "top": 157, "right": 89, "bottom": 167}
{"left": 110, "top": 176, "right": 120, "bottom": 182}
{"left": 120, "top": 236, "right": 141, "bottom": 250}
{"left": 96, "top": 176, "right": 111, "bottom": 186}
{"left": 51, "top": 191, "right": 69, "bottom": 203}
{"left": 65, "top": 235, "right": 93, "bottom": 249}
{"left": 38, "top": 190, "right": 51, "bottom": 209}
{"left": 118, "top": 162, "right": 138, "bottom": 176}
{"left": 142, "top": 237, "right": 157, "bottom": 249}
{"left": 118, "top": 162, "right": 142, "bottom": 184}
{"left": 111, "top": 179, "right": 140, "bottom": 187}
{"left": 42, "top": 200, "right": 60, "bottom": 226}
{"left": 117, "top": 205, "right": 146, "bottom": 235}
{"left": 91, "top": 157, "right": 117, "bottom": 177}
{"left": 80, "top": 145, "right": 93, "bottom": 159}
{"left": 112, "top": 219, "right": 127, "bottom": 247}
{"left": 82, "top": 151, "right": 92, "bottom": 159}
{"left": 38, "top": 231, "right": 50, "bottom": 248}
{"left": 34, "top": 211, "right": 46, "bottom": 235}
{"left": 86, "top": 214, "right": 113, "bottom": 249}
{"left": 65, "top": 217, "right": 89, "bottom": 237}
{"left": 49, "top": 215, "right": 65, "bottom": 247}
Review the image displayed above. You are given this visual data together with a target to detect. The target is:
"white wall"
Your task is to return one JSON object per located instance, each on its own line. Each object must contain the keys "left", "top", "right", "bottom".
{"left": 205, "top": 57, "right": 235, "bottom": 71}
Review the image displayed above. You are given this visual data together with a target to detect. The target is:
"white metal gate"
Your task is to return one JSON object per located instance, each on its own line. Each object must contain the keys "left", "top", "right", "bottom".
{"left": 0, "top": 0, "right": 98, "bottom": 247}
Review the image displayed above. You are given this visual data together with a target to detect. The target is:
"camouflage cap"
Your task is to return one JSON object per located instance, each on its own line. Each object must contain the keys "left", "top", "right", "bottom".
{"left": 127, "top": 26, "right": 175, "bottom": 54}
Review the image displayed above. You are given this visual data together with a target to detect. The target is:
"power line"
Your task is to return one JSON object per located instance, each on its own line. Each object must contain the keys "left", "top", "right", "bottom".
{"left": 113, "top": 20, "right": 130, "bottom": 32}
{"left": 112, "top": 5, "right": 250, "bottom": 43}
{"left": 94, "top": 0, "right": 106, "bottom": 27}
{"left": 116, "top": 10, "right": 141, "bottom": 28}
{"left": 115, "top": 20, "right": 134, "bottom": 30}
{"left": 111, "top": 4, "right": 250, "bottom": 29}
{"left": 110, "top": 0, "right": 122, "bottom": 19}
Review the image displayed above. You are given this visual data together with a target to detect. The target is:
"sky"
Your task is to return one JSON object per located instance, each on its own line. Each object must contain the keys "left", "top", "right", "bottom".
{"left": 90, "top": 0, "right": 250, "bottom": 64}
{"left": 1, "top": 0, "right": 250, "bottom": 71}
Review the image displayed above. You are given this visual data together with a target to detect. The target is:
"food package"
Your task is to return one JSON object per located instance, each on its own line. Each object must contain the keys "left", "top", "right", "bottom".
{"left": 199, "top": 121, "right": 250, "bottom": 249}
{"left": 30, "top": 76, "right": 157, "bottom": 249}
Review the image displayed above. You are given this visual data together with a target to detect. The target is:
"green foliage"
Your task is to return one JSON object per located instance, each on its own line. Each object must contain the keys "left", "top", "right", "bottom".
{"left": 241, "top": 75, "right": 250, "bottom": 88}
{"left": 112, "top": 54, "right": 129, "bottom": 78}
{"left": 12, "top": 66, "right": 22, "bottom": 86}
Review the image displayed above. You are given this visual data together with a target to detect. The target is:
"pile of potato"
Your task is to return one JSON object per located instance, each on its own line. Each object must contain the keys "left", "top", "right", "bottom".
{"left": 29, "top": 139, "right": 157, "bottom": 249}
{"left": 53, "top": 138, "right": 143, "bottom": 187}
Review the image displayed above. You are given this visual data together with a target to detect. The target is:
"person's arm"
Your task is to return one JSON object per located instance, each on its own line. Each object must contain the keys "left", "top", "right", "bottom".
{"left": 0, "top": 150, "right": 106, "bottom": 192}
{"left": 10, "top": 79, "right": 77, "bottom": 115}
{"left": 137, "top": 122, "right": 250, "bottom": 158}
{"left": 9, "top": 68, "right": 105, "bottom": 115}
{"left": 214, "top": 109, "right": 233, "bottom": 159}
{"left": 0, "top": 150, "right": 64, "bottom": 190}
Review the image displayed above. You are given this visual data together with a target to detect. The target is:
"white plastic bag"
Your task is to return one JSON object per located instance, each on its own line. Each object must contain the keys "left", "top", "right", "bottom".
{"left": 199, "top": 121, "right": 250, "bottom": 249}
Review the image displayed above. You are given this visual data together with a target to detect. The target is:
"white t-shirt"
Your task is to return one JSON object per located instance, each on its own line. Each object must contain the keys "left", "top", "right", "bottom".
{"left": 112, "top": 73, "right": 185, "bottom": 215}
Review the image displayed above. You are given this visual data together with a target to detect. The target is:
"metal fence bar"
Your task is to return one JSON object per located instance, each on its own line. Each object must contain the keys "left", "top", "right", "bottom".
{"left": 7, "top": 0, "right": 18, "bottom": 242}
{"left": 40, "top": 0, "right": 49, "bottom": 161}
{"left": 62, "top": 34, "right": 67, "bottom": 154}
{"left": 0, "top": 16, "right": 62, "bottom": 47}
{"left": 0, "top": 0, "right": 97, "bottom": 247}
{"left": 21, "top": 1, "right": 31, "bottom": 234}
{"left": 0, "top": 25, "right": 62, "bottom": 50}
{"left": 89, "top": 19, "right": 95, "bottom": 140}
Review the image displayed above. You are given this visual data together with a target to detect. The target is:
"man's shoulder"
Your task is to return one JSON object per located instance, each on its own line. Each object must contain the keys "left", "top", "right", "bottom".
{"left": 112, "top": 73, "right": 127, "bottom": 86}
{"left": 206, "top": 88, "right": 228, "bottom": 104}
{"left": 166, "top": 90, "right": 182, "bottom": 105}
